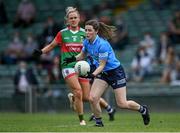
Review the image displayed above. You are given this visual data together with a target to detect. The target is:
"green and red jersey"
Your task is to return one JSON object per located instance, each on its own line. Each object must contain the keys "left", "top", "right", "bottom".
{"left": 55, "top": 27, "right": 85, "bottom": 69}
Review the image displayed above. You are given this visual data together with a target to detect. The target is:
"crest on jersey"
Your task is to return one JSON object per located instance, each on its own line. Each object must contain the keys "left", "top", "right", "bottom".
{"left": 65, "top": 69, "right": 69, "bottom": 75}
{"left": 72, "top": 36, "right": 77, "bottom": 41}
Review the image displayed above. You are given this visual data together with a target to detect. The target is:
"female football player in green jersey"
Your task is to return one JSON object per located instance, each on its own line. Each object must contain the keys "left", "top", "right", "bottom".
{"left": 33, "top": 7, "right": 115, "bottom": 125}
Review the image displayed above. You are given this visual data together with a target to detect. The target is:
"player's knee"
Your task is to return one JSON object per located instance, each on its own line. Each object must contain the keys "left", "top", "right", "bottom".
{"left": 74, "top": 88, "right": 82, "bottom": 100}
{"left": 89, "top": 95, "right": 98, "bottom": 105}
{"left": 88, "top": 96, "right": 93, "bottom": 104}
{"left": 117, "top": 101, "right": 128, "bottom": 109}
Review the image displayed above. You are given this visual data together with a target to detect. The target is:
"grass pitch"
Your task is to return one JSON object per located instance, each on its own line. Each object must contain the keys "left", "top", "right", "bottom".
{"left": 0, "top": 112, "right": 180, "bottom": 132}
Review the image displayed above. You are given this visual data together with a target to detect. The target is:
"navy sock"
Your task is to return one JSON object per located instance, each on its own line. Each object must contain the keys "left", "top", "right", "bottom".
{"left": 105, "top": 105, "right": 113, "bottom": 113}
{"left": 95, "top": 117, "right": 102, "bottom": 124}
{"left": 139, "top": 106, "right": 146, "bottom": 115}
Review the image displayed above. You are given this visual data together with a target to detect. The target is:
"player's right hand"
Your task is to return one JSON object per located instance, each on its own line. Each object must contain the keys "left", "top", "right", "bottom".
{"left": 86, "top": 72, "right": 95, "bottom": 79}
{"left": 80, "top": 72, "right": 95, "bottom": 79}
{"left": 32, "top": 49, "right": 42, "bottom": 58}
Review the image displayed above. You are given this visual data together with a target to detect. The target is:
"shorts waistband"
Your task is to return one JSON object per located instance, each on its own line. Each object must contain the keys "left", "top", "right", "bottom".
{"left": 104, "top": 65, "right": 121, "bottom": 73}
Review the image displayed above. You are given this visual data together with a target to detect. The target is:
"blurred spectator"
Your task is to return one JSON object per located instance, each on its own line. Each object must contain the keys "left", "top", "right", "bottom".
{"left": 156, "top": 31, "right": 172, "bottom": 64}
{"left": 24, "top": 33, "right": 38, "bottom": 61}
{"left": 168, "top": 9, "right": 180, "bottom": 44}
{"left": 38, "top": 16, "right": 61, "bottom": 49}
{"left": 47, "top": 56, "right": 64, "bottom": 84}
{"left": 2, "top": 31, "right": 25, "bottom": 64}
{"left": 33, "top": 62, "right": 48, "bottom": 86}
{"left": 160, "top": 47, "right": 178, "bottom": 83}
{"left": 0, "top": 0, "right": 8, "bottom": 25}
{"left": 170, "top": 60, "right": 180, "bottom": 86}
{"left": 111, "top": 14, "right": 129, "bottom": 50}
{"left": 41, "top": 56, "right": 63, "bottom": 112}
{"left": 40, "top": 50, "right": 55, "bottom": 69}
{"left": 139, "top": 32, "right": 156, "bottom": 60}
{"left": 13, "top": 61, "right": 38, "bottom": 112}
{"left": 13, "top": 0, "right": 36, "bottom": 28}
{"left": 131, "top": 46, "right": 153, "bottom": 82}
{"left": 37, "top": 17, "right": 59, "bottom": 67}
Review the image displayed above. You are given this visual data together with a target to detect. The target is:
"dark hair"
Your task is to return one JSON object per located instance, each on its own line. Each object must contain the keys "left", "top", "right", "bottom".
{"left": 85, "top": 19, "right": 117, "bottom": 40}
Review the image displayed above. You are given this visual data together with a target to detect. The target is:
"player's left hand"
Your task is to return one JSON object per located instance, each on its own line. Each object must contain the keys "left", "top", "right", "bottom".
{"left": 32, "top": 49, "right": 42, "bottom": 59}
{"left": 63, "top": 56, "right": 76, "bottom": 65}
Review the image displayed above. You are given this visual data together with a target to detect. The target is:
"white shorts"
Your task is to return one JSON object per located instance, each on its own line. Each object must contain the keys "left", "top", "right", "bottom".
{"left": 62, "top": 68, "right": 76, "bottom": 79}
{"left": 62, "top": 68, "right": 89, "bottom": 82}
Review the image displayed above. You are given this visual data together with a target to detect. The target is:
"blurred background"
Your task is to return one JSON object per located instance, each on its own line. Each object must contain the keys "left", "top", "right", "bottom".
{"left": 0, "top": 0, "right": 179, "bottom": 113}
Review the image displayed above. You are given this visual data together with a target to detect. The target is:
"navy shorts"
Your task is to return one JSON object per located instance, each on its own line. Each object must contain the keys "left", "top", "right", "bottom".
{"left": 96, "top": 65, "right": 126, "bottom": 89}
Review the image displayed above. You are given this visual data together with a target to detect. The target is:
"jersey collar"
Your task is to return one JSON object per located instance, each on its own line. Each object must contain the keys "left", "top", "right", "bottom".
{"left": 89, "top": 35, "right": 99, "bottom": 45}
{"left": 68, "top": 26, "right": 80, "bottom": 31}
